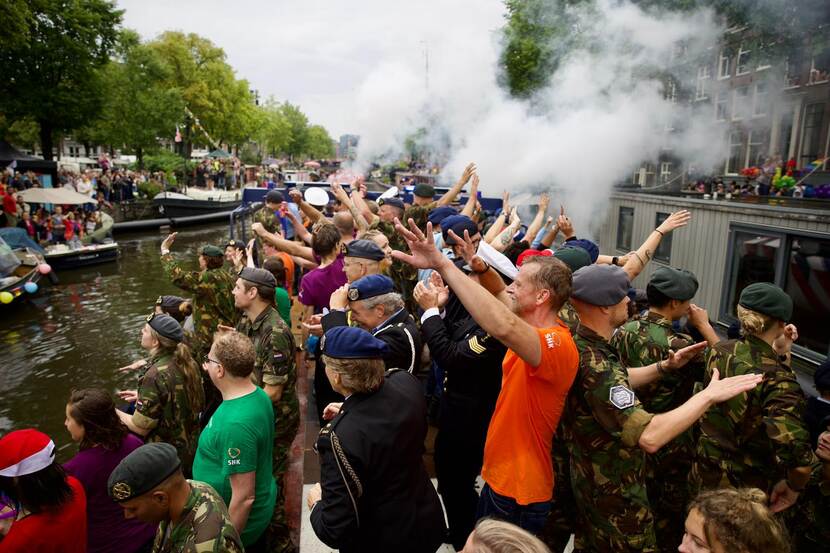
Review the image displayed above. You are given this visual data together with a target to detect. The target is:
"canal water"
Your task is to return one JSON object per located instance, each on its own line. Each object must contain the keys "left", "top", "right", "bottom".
{"left": 0, "top": 222, "right": 231, "bottom": 460}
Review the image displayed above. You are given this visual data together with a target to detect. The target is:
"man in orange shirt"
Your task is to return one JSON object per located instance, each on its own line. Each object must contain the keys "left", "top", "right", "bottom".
{"left": 394, "top": 219, "right": 579, "bottom": 535}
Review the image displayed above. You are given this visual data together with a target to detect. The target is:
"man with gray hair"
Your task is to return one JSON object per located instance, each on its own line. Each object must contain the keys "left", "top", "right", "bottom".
{"left": 322, "top": 274, "right": 423, "bottom": 376}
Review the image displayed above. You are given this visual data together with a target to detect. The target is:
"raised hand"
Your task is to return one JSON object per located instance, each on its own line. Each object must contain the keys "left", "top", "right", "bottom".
{"left": 557, "top": 214, "right": 574, "bottom": 238}
{"left": 331, "top": 182, "right": 349, "bottom": 202}
{"left": 447, "top": 228, "right": 478, "bottom": 265}
{"left": 773, "top": 324, "right": 798, "bottom": 356}
{"left": 502, "top": 191, "right": 510, "bottom": 214}
{"left": 428, "top": 271, "right": 449, "bottom": 308}
{"left": 288, "top": 188, "right": 303, "bottom": 204}
{"left": 657, "top": 210, "right": 691, "bottom": 234}
{"left": 391, "top": 218, "right": 447, "bottom": 270}
{"left": 702, "top": 368, "right": 763, "bottom": 404}
{"left": 458, "top": 162, "right": 476, "bottom": 186}
{"left": 329, "top": 284, "right": 350, "bottom": 310}
{"left": 663, "top": 341, "right": 707, "bottom": 371}
{"left": 160, "top": 232, "right": 177, "bottom": 252}
{"left": 539, "top": 192, "right": 550, "bottom": 212}
{"left": 414, "top": 281, "right": 440, "bottom": 310}
{"left": 251, "top": 222, "right": 266, "bottom": 236}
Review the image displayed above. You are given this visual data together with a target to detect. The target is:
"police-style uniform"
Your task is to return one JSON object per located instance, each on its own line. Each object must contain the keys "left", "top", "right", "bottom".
{"left": 310, "top": 327, "right": 446, "bottom": 553}
{"left": 321, "top": 274, "right": 423, "bottom": 376}
{"left": 420, "top": 300, "right": 505, "bottom": 550}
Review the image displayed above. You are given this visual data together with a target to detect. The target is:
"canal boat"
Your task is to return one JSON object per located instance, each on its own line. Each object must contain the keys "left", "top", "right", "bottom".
{"left": 0, "top": 228, "right": 47, "bottom": 304}
{"left": 152, "top": 187, "right": 242, "bottom": 218}
{"left": 43, "top": 242, "right": 119, "bottom": 271}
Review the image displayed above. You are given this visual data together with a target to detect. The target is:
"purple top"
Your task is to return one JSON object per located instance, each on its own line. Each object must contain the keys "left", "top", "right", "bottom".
{"left": 64, "top": 434, "right": 157, "bottom": 553}
{"left": 298, "top": 253, "right": 346, "bottom": 313}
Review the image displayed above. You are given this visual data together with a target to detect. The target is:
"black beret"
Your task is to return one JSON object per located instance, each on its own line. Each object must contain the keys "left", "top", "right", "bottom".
{"left": 238, "top": 266, "right": 277, "bottom": 289}
{"left": 265, "top": 190, "right": 284, "bottom": 204}
{"left": 348, "top": 274, "right": 395, "bottom": 301}
{"left": 107, "top": 443, "right": 181, "bottom": 502}
{"left": 321, "top": 326, "right": 389, "bottom": 359}
{"left": 146, "top": 312, "right": 184, "bottom": 343}
{"left": 345, "top": 239, "right": 386, "bottom": 261}
{"left": 739, "top": 282, "right": 793, "bottom": 321}
{"left": 201, "top": 245, "right": 224, "bottom": 257}
{"left": 572, "top": 265, "right": 630, "bottom": 306}
{"left": 553, "top": 246, "right": 592, "bottom": 272}
{"left": 226, "top": 239, "right": 246, "bottom": 250}
{"left": 156, "top": 295, "right": 186, "bottom": 309}
{"left": 413, "top": 183, "right": 435, "bottom": 198}
{"left": 378, "top": 197, "right": 405, "bottom": 210}
{"left": 649, "top": 267, "right": 699, "bottom": 301}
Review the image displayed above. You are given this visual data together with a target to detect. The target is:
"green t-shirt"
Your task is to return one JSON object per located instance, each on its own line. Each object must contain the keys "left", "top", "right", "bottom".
{"left": 275, "top": 286, "right": 291, "bottom": 326}
{"left": 192, "top": 387, "right": 276, "bottom": 546}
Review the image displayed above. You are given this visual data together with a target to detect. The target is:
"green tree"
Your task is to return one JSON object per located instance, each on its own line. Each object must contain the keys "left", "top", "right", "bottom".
{"left": 304, "top": 125, "right": 335, "bottom": 159}
{"left": 0, "top": 0, "right": 123, "bottom": 159}
{"left": 0, "top": 1, "right": 32, "bottom": 50}
{"left": 254, "top": 98, "right": 292, "bottom": 158}
{"left": 279, "top": 102, "right": 310, "bottom": 159}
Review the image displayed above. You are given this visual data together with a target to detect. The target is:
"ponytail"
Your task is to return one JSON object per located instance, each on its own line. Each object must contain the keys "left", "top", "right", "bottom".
{"left": 173, "top": 342, "right": 204, "bottom": 416}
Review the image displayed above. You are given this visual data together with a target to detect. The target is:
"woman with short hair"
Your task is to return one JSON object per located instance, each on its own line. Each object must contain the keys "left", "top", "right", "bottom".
{"left": 461, "top": 519, "right": 551, "bottom": 553}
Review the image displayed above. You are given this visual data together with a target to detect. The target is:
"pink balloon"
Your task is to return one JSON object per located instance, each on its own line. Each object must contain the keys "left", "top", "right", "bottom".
{"left": 37, "top": 263, "right": 52, "bottom": 275}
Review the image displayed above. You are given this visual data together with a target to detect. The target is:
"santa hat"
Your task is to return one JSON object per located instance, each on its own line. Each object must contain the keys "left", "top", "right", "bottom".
{"left": 0, "top": 429, "right": 55, "bottom": 477}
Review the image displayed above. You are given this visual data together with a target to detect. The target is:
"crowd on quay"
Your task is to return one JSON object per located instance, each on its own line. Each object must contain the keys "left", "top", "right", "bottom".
{"left": 1, "top": 161, "right": 830, "bottom": 553}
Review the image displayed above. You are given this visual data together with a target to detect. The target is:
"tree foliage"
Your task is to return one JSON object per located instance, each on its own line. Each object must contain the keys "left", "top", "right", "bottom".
{"left": 305, "top": 125, "right": 335, "bottom": 159}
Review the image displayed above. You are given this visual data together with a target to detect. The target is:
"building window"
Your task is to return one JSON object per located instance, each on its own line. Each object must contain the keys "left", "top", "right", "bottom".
{"left": 695, "top": 65, "right": 710, "bottom": 100}
{"left": 660, "top": 162, "right": 672, "bottom": 183}
{"left": 616, "top": 207, "right": 634, "bottom": 251}
{"left": 732, "top": 86, "right": 749, "bottom": 120}
{"left": 746, "top": 130, "right": 766, "bottom": 167}
{"left": 664, "top": 78, "right": 677, "bottom": 104}
{"left": 808, "top": 50, "right": 830, "bottom": 85}
{"left": 654, "top": 213, "right": 673, "bottom": 262}
{"left": 723, "top": 225, "right": 830, "bottom": 358}
{"left": 756, "top": 47, "right": 772, "bottom": 71}
{"left": 727, "top": 131, "right": 745, "bottom": 174}
{"left": 752, "top": 82, "right": 768, "bottom": 117}
{"left": 800, "top": 103, "right": 825, "bottom": 167}
{"left": 736, "top": 45, "right": 751, "bottom": 75}
{"left": 784, "top": 57, "right": 802, "bottom": 88}
{"left": 715, "top": 90, "right": 729, "bottom": 121}
{"left": 718, "top": 50, "right": 731, "bottom": 79}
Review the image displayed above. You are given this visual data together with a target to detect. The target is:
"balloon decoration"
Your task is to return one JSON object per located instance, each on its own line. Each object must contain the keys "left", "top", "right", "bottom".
{"left": 37, "top": 263, "right": 52, "bottom": 275}
{"left": 0, "top": 291, "right": 14, "bottom": 304}
{"left": 24, "top": 282, "right": 38, "bottom": 294}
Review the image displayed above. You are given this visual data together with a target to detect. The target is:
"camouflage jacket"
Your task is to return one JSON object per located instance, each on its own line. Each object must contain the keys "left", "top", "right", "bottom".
{"left": 161, "top": 254, "right": 238, "bottom": 357}
{"left": 612, "top": 311, "right": 703, "bottom": 414}
{"left": 562, "top": 324, "right": 657, "bottom": 550}
{"left": 558, "top": 301, "right": 580, "bottom": 334}
{"left": 135, "top": 352, "right": 201, "bottom": 475}
{"left": 374, "top": 215, "right": 423, "bottom": 313}
{"left": 236, "top": 306, "right": 299, "bottom": 439}
{"left": 151, "top": 480, "right": 243, "bottom": 553}
{"left": 253, "top": 205, "right": 281, "bottom": 234}
{"left": 694, "top": 335, "right": 817, "bottom": 491}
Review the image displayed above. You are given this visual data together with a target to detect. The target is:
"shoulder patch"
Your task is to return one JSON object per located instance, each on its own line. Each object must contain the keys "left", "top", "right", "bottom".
{"left": 609, "top": 385, "right": 636, "bottom": 409}
{"left": 468, "top": 335, "right": 486, "bottom": 354}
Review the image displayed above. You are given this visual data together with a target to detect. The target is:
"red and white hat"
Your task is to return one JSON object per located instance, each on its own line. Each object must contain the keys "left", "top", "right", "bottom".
{"left": 0, "top": 429, "right": 56, "bottom": 477}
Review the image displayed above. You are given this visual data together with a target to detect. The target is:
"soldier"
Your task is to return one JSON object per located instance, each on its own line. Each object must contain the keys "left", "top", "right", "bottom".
{"left": 612, "top": 266, "right": 719, "bottom": 551}
{"left": 563, "top": 264, "right": 762, "bottom": 552}
{"left": 116, "top": 313, "right": 203, "bottom": 476}
{"left": 690, "top": 282, "right": 817, "bottom": 514}
{"left": 322, "top": 274, "right": 422, "bottom": 375}
{"left": 230, "top": 267, "right": 298, "bottom": 553}
{"left": 253, "top": 190, "right": 290, "bottom": 237}
{"left": 108, "top": 442, "right": 243, "bottom": 553}
{"left": 306, "top": 326, "right": 446, "bottom": 553}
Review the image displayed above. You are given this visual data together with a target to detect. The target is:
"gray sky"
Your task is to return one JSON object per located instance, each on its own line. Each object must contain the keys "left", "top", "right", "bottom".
{"left": 116, "top": 0, "right": 506, "bottom": 138}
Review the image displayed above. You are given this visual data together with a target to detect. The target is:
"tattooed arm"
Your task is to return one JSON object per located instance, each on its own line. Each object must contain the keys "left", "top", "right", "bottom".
{"left": 622, "top": 210, "right": 691, "bottom": 280}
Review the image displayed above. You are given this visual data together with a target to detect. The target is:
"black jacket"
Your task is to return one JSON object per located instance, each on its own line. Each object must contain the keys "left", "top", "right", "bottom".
{"left": 310, "top": 370, "right": 446, "bottom": 553}
{"left": 322, "top": 308, "right": 423, "bottom": 375}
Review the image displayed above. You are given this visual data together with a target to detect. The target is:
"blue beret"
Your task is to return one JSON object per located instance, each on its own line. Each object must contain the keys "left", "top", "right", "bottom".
{"left": 348, "top": 274, "right": 395, "bottom": 301}
{"left": 345, "top": 239, "right": 386, "bottom": 261}
{"left": 321, "top": 326, "right": 390, "bottom": 359}
{"left": 146, "top": 312, "right": 184, "bottom": 343}
{"left": 739, "top": 282, "right": 792, "bottom": 321}
{"left": 378, "top": 197, "right": 405, "bottom": 210}
{"left": 427, "top": 206, "right": 457, "bottom": 226}
{"left": 571, "top": 265, "right": 630, "bottom": 306}
{"left": 442, "top": 215, "right": 480, "bottom": 245}
{"left": 567, "top": 239, "right": 600, "bottom": 263}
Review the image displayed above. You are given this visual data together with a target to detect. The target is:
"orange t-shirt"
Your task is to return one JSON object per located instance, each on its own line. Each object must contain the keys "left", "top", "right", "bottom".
{"left": 276, "top": 252, "right": 295, "bottom": 296}
{"left": 481, "top": 322, "right": 578, "bottom": 505}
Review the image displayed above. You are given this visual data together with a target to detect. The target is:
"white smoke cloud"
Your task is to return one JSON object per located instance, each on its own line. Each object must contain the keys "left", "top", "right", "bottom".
{"left": 351, "top": 0, "right": 727, "bottom": 230}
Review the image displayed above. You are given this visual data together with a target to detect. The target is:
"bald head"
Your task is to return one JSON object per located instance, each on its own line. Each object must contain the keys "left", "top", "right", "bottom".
{"left": 333, "top": 212, "right": 355, "bottom": 238}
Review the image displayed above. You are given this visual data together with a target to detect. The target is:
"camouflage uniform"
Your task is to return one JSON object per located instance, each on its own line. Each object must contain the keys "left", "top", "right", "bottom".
{"left": 791, "top": 463, "right": 830, "bottom": 552}
{"left": 134, "top": 352, "right": 201, "bottom": 476}
{"left": 374, "top": 203, "right": 431, "bottom": 314}
{"left": 161, "top": 254, "right": 238, "bottom": 362}
{"left": 151, "top": 480, "right": 243, "bottom": 553}
{"left": 561, "top": 324, "right": 657, "bottom": 552}
{"left": 558, "top": 300, "right": 580, "bottom": 334}
{"left": 253, "top": 205, "right": 281, "bottom": 234}
{"left": 236, "top": 305, "right": 299, "bottom": 553}
{"left": 690, "top": 335, "right": 816, "bottom": 497}
{"left": 612, "top": 311, "right": 704, "bottom": 552}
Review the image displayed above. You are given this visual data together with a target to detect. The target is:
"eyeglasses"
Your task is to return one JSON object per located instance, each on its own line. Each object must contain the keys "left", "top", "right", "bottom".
{"left": 204, "top": 357, "right": 221, "bottom": 367}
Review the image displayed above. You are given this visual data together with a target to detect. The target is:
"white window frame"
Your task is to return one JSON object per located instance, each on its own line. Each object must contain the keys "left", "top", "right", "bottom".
{"left": 660, "top": 162, "right": 672, "bottom": 183}
{"left": 665, "top": 78, "right": 677, "bottom": 104}
{"left": 784, "top": 58, "right": 801, "bottom": 88}
{"left": 746, "top": 130, "right": 765, "bottom": 167}
{"left": 808, "top": 57, "right": 829, "bottom": 85}
{"left": 726, "top": 131, "right": 744, "bottom": 175}
{"left": 753, "top": 82, "right": 768, "bottom": 117}
{"left": 715, "top": 90, "right": 729, "bottom": 121}
{"left": 736, "top": 45, "right": 751, "bottom": 75}
{"left": 695, "top": 65, "right": 710, "bottom": 100}
{"left": 718, "top": 50, "right": 731, "bottom": 79}
{"left": 732, "top": 86, "right": 749, "bottom": 121}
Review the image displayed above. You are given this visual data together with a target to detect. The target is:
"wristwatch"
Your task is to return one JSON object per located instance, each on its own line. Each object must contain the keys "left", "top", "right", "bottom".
{"left": 612, "top": 256, "right": 619, "bottom": 266}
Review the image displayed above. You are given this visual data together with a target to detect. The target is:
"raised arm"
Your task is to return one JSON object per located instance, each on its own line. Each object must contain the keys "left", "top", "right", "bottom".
{"left": 286, "top": 210, "right": 313, "bottom": 245}
{"left": 622, "top": 210, "right": 690, "bottom": 280}
{"left": 491, "top": 207, "right": 521, "bottom": 252}
{"left": 332, "top": 182, "right": 368, "bottom": 233}
{"left": 252, "top": 222, "right": 315, "bottom": 262}
{"left": 393, "top": 218, "right": 543, "bottom": 366}
{"left": 288, "top": 188, "right": 325, "bottom": 224}
{"left": 350, "top": 180, "right": 379, "bottom": 227}
{"left": 524, "top": 193, "right": 550, "bottom": 248}
{"left": 436, "top": 162, "right": 475, "bottom": 206}
{"left": 459, "top": 173, "right": 479, "bottom": 218}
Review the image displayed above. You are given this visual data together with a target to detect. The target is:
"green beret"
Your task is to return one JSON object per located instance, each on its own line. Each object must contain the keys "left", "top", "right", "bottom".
{"left": 739, "top": 282, "right": 792, "bottom": 321}
{"left": 649, "top": 267, "right": 699, "bottom": 301}
{"left": 413, "top": 183, "right": 435, "bottom": 198}
{"left": 553, "top": 246, "right": 592, "bottom": 272}
{"left": 201, "top": 245, "right": 224, "bottom": 257}
{"left": 107, "top": 443, "right": 181, "bottom": 502}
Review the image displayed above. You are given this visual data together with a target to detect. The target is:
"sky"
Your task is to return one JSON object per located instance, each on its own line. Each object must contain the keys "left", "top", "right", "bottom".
{"left": 115, "top": 0, "right": 507, "bottom": 139}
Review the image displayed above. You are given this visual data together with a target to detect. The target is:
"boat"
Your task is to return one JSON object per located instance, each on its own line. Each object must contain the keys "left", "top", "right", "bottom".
{"left": 0, "top": 228, "right": 48, "bottom": 305}
{"left": 43, "top": 242, "right": 119, "bottom": 271}
{"left": 152, "top": 187, "right": 242, "bottom": 218}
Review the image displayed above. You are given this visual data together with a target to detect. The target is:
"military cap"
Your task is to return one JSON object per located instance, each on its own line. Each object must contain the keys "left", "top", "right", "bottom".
{"left": 265, "top": 190, "right": 284, "bottom": 204}
{"left": 320, "top": 326, "right": 390, "bottom": 359}
{"left": 649, "top": 266, "right": 699, "bottom": 301}
{"left": 553, "top": 246, "right": 592, "bottom": 272}
{"left": 226, "top": 239, "right": 246, "bottom": 250}
{"left": 571, "top": 264, "right": 630, "bottom": 306}
{"left": 814, "top": 358, "right": 830, "bottom": 392}
{"left": 146, "top": 312, "right": 184, "bottom": 343}
{"left": 238, "top": 266, "right": 277, "bottom": 289}
{"left": 413, "top": 183, "right": 435, "bottom": 198}
{"left": 739, "top": 282, "right": 793, "bottom": 321}
{"left": 378, "top": 197, "right": 405, "bottom": 211}
{"left": 201, "top": 245, "right": 224, "bottom": 258}
{"left": 107, "top": 443, "right": 181, "bottom": 502}
{"left": 442, "top": 215, "right": 480, "bottom": 245}
{"left": 345, "top": 239, "right": 386, "bottom": 261}
{"left": 567, "top": 238, "right": 600, "bottom": 263}
{"left": 427, "top": 206, "right": 457, "bottom": 226}
{"left": 348, "top": 274, "right": 395, "bottom": 301}
{"left": 156, "top": 295, "right": 186, "bottom": 309}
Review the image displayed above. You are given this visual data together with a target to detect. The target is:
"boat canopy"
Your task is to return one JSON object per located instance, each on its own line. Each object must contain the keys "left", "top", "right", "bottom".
{"left": 18, "top": 187, "right": 95, "bottom": 205}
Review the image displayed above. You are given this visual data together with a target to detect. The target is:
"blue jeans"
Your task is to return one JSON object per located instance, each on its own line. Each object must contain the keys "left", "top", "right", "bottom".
{"left": 476, "top": 483, "right": 551, "bottom": 536}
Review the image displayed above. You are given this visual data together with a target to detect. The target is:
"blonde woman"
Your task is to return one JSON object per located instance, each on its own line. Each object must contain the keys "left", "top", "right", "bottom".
{"left": 461, "top": 519, "right": 551, "bottom": 553}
